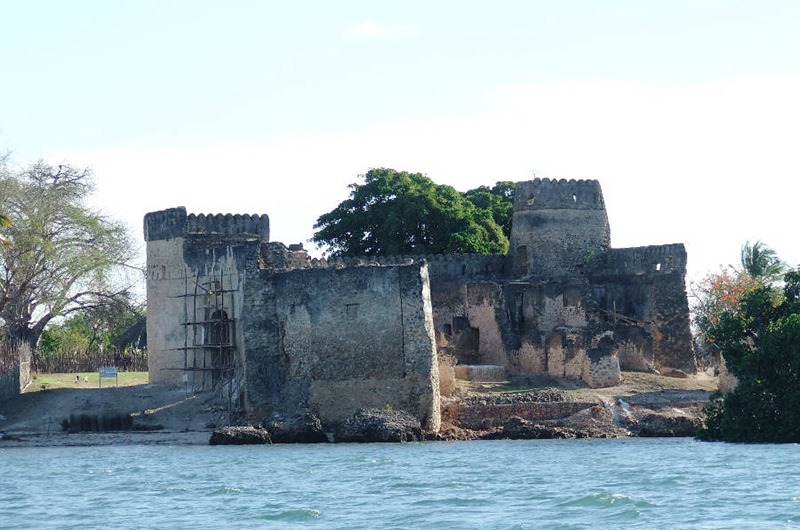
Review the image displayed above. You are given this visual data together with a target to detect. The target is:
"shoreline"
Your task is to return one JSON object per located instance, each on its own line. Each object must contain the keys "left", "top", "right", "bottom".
{"left": 1, "top": 372, "right": 717, "bottom": 448}
{"left": 0, "top": 430, "right": 212, "bottom": 448}
{"left": 1, "top": 427, "right": 704, "bottom": 448}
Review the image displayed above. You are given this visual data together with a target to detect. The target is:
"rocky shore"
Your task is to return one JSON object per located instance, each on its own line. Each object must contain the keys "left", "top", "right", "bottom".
{"left": 1, "top": 372, "right": 716, "bottom": 447}
{"left": 209, "top": 384, "right": 710, "bottom": 444}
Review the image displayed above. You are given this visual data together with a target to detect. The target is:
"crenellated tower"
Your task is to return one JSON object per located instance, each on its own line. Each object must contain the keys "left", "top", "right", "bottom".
{"left": 508, "top": 178, "right": 610, "bottom": 278}
{"left": 143, "top": 207, "right": 269, "bottom": 392}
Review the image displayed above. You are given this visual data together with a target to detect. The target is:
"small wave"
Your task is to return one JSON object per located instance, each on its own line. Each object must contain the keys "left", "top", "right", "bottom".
{"left": 391, "top": 482, "right": 427, "bottom": 489}
{"left": 557, "top": 493, "right": 652, "bottom": 508}
{"left": 161, "top": 486, "right": 189, "bottom": 494}
{"left": 412, "top": 497, "right": 495, "bottom": 507}
{"left": 255, "top": 508, "right": 321, "bottom": 520}
{"left": 211, "top": 486, "right": 242, "bottom": 495}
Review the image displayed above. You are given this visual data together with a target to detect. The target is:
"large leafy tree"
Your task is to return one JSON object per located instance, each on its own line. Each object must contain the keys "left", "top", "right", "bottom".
{"left": 0, "top": 161, "right": 138, "bottom": 352}
{"left": 739, "top": 240, "right": 786, "bottom": 282}
{"left": 463, "top": 181, "right": 515, "bottom": 239}
{"left": 697, "top": 268, "right": 800, "bottom": 442}
{"left": 313, "top": 168, "right": 510, "bottom": 257}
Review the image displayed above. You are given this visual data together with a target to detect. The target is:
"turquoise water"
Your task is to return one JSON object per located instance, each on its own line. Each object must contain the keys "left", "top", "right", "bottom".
{"left": 1, "top": 438, "right": 798, "bottom": 529}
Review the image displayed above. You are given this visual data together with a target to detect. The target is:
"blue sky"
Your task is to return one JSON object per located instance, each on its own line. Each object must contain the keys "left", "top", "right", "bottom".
{"left": 1, "top": 0, "right": 799, "bottom": 280}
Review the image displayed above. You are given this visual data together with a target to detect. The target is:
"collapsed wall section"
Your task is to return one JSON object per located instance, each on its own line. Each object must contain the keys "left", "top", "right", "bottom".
{"left": 431, "top": 274, "right": 622, "bottom": 388}
{"left": 588, "top": 244, "right": 695, "bottom": 373}
{"left": 242, "top": 262, "right": 441, "bottom": 431}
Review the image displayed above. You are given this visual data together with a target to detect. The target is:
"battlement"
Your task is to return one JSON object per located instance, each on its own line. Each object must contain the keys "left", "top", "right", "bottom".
{"left": 144, "top": 207, "right": 269, "bottom": 242}
{"left": 143, "top": 207, "right": 188, "bottom": 241}
{"left": 327, "top": 253, "right": 506, "bottom": 281}
{"left": 259, "top": 245, "right": 506, "bottom": 282}
{"left": 513, "top": 178, "right": 605, "bottom": 211}
{"left": 187, "top": 213, "right": 269, "bottom": 240}
{"left": 600, "top": 244, "right": 687, "bottom": 277}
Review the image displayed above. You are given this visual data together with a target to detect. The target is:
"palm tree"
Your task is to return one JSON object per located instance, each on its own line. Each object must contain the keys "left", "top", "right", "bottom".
{"left": 740, "top": 240, "right": 786, "bottom": 282}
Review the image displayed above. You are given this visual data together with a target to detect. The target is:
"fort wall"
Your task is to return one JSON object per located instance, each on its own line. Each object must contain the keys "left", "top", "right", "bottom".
{"left": 431, "top": 276, "right": 623, "bottom": 388}
{"left": 144, "top": 176, "right": 695, "bottom": 423}
{"left": 241, "top": 262, "right": 440, "bottom": 430}
{"left": 0, "top": 368, "right": 19, "bottom": 403}
{"left": 587, "top": 244, "right": 695, "bottom": 372}
{"left": 289, "top": 251, "right": 506, "bottom": 283}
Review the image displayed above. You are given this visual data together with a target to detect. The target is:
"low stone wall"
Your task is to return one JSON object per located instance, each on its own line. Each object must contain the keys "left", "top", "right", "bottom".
{"left": 454, "top": 365, "right": 507, "bottom": 382}
{"left": 445, "top": 401, "right": 595, "bottom": 430}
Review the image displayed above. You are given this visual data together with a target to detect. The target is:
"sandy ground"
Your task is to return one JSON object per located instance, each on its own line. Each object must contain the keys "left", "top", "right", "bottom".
{"left": 464, "top": 371, "right": 718, "bottom": 397}
{"left": 0, "top": 384, "right": 225, "bottom": 447}
{"left": 456, "top": 371, "right": 718, "bottom": 411}
{"left": 581, "top": 371, "right": 718, "bottom": 407}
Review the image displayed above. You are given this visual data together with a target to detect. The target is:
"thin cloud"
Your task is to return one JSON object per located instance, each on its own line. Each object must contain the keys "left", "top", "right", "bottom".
{"left": 342, "top": 20, "right": 419, "bottom": 41}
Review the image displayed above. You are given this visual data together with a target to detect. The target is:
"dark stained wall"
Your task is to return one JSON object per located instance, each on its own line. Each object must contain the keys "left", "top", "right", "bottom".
{"left": 241, "top": 262, "right": 441, "bottom": 430}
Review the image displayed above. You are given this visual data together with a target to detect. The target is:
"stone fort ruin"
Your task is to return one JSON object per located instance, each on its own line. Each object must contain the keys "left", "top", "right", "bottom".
{"left": 144, "top": 178, "right": 694, "bottom": 433}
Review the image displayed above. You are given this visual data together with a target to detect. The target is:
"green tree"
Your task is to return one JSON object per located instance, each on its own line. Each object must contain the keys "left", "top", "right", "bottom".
{"left": 740, "top": 240, "right": 786, "bottom": 283}
{"left": 0, "top": 152, "right": 12, "bottom": 247}
{"left": 463, "top": 181, "right": 515, "bottom": 239}
{"left": 0, "top": 161, "right": 138, "bottom": 353}
{"left": 38, "top": 301, "right": 144, "bottom": 368}
{"left": 697, "top": 268, "right": 800, "bottom": 442}
{"left": 0, "top": 213, "right": 10, "bottom": 248}
{"left": 312, "top": 168, "right": 509, "bottom": 257}
{"left": 689, "top": 267, "right": 761, "bottom": 342}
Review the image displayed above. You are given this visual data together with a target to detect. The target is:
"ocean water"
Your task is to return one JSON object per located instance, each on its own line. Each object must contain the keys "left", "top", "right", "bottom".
{"left": 0, "top": 438, "right": 798, "bottom": 529}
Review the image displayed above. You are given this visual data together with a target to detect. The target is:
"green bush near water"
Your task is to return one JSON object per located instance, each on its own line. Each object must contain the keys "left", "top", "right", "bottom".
{"left": 697, "top": 269, "right": 800, "bottom": 443}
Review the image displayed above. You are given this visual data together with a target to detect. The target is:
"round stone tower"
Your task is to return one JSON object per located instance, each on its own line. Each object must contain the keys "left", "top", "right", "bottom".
{"left": 509, "top": 178, "right": 610, "bottom": 278}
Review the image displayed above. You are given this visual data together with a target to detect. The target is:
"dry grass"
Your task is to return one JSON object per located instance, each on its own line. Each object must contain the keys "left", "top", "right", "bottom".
{"left": 26, "top": 372, "right": 149, "bottom": 392}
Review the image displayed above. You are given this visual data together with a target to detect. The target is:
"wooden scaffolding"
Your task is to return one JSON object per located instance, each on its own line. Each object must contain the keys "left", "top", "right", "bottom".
{"left": 171, "top": 272, "right": 242, "bottom": 412}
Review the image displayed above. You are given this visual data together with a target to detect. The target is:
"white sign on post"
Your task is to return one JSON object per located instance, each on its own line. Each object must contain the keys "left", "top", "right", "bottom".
{"left": 99, "top": 366, "right": 118, "bottom": 388}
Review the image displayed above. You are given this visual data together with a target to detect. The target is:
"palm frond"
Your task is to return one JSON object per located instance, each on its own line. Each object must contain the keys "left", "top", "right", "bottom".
{"left": 740, "top": 240, "right": 786, "bottom": 281}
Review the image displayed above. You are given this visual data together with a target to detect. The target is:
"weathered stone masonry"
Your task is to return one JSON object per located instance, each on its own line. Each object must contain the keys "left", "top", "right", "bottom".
{"left": 428, "top": 179, "right": 695, "bottom": 387}
{"left": 144, "top": 208, "right": 441, "bottom": 430}
{"left": 242, "top": 262, "right": 440, "bottom": 431}
{"left": 144, "top": 178, "right": 695, "bottom": 430}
